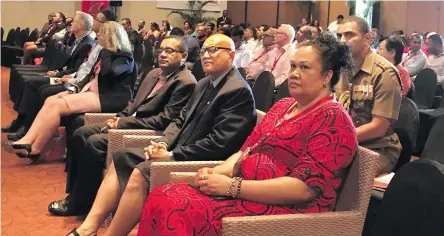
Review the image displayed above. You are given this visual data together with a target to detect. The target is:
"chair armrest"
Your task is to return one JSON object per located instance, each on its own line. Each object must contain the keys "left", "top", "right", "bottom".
{"left": 150, "top": 161, "right": 223, "bottom": 191}
{"left": 121, "top": 134, "right": 163, "bottom": 149}
{"left": 84, "top": 113, "right": 117, "bottom": 125}
{"left": 169, "top": 172, "right": 197, "bottom": 185}
{"left": 222, "top": 211, "right": 364, "bottom": 236}
{"left": 105, "top": 130, "right": 162, "bottom": 168}
{"left": 418, "top": 108, "right": 444, "bottom": 119}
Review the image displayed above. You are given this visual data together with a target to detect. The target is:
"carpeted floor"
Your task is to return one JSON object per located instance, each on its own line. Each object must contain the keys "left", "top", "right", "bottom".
{"left": 1, "top": 66, "right": 136, "bottom": 236}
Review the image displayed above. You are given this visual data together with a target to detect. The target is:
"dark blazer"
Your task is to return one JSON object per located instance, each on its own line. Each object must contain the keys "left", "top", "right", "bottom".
{"left": 56, "top": 35, "right": 95, "bottom": 77}
{"left": 217, "top": 16, "right": 232, "bottom": 27}
{"left": 116, "top": 66, "right": 197, "bottom": 130}
{"left": 185, "top": 36, "right": 200, "bottom": 63}
{"left": 97, "top": 49, "right": 135, "bottom": 112}
{"left": 157, "top": 67, "right": 257, "bottom": 161}
{"left": 41, "top": 22, "right": 66, "bottom": 44}
{"left": 127, "top": 27, "right": 141, "bottom": 46}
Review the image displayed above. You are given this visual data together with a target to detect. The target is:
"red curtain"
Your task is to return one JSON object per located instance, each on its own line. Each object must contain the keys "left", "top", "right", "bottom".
{"left": 81, "top": 0, "right": 109, "bottom": 18}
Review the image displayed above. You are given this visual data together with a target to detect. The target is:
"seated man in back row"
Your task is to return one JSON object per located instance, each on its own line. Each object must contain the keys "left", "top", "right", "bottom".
{"left": 336, "top": 16, "right": 402, "bottom": 175}
{"left": 49, "top": 35, "right": 197, "bottom": 216}
{"left": 65, "top": 34, "right": 256, "bottom": 236}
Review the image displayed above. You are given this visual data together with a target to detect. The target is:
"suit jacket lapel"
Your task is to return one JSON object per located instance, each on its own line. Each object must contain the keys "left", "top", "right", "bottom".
{"left": 133, "top": 71, "right": 160, "bottom": 109}
{"left": 148, "top": 68, "right": 183, "bottom": 98}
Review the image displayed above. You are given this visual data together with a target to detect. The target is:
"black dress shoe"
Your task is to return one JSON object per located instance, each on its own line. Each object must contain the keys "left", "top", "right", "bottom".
{"left": 48, "top": 198, "right": 88, "bottom": 216}
{"left": 7, "top": 126, "right": 28, "bottom": 141}
{"left": 1, "top": 119, "right": 21, "bottom": 133}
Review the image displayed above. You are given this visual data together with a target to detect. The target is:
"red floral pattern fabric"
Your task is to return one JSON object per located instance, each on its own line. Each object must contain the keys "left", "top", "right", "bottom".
{"left": 138, "top": 96, "right": 358, "bottom": 236}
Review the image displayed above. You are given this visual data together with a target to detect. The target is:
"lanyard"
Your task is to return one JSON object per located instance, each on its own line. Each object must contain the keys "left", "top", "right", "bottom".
{"left": 271, "top": 49, "right": 285, "bottom": 71}
{"left": 232, "top": 96, "right": 334, "bottom": 177}
{"left": 94, "top": 60, "right": 102, "bottom": 75}
{"left": 250, "top": 48, "right": 269, "bottom": 64}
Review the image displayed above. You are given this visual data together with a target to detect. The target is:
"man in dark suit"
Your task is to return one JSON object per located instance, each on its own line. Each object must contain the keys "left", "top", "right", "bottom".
{"left": 64, "top": 34, "right": 256, "bottom": 236}
{"left": 23, "top": 12, "right": 67, "bottom": 65}
{"left": 217, "top": 10, "right": 232, "bottom": 28}
{"left": 121, "top": 18, "right": 141, "bottom": 46}
{"left": 3, "top": 11, "right": 96, "bottom": 140}
{"left": 48, "top": 36, "right": 197, "bottom": 216}
{"left": 170, "top": 27, "right": 200, "bottom": 68}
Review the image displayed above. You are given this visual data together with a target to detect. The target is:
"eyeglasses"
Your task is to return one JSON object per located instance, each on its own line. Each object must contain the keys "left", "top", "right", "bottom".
{"left": 155, "top": 47, "right": 184, "bottom": 55}
{"left": 199, "top": 46, "right": 232, "bottom": 57}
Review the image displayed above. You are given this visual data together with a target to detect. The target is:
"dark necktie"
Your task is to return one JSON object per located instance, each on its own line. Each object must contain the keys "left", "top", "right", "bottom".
{"left": 195, "top": 82, "right": 214, "bottom": 113}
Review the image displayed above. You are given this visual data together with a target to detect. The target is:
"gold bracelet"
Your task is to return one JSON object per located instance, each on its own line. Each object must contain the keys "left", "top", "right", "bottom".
{"left": 227, "top": 178, "right": 237, "bottom": 197}
{"left": 235, "top": 178, "right": 243, "bottom": 198}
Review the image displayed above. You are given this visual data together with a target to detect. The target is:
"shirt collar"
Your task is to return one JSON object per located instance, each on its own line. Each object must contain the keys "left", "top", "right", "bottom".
{"left": 160, "top": 63, "right": 185, "bottom": 81}
{"left": 236, "top": 43, "right": 246, "bottom": 52}
{"left": 211, "top": 67, "right": 232, "bottom": 87}
{"left": 73, "top": 33, "right": 89, "bottom": 45}
{"left": 360, "top": 50, "right": 376, "bottom": 75}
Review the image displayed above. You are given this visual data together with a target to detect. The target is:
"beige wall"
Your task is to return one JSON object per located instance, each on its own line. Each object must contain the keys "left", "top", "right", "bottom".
{"left": 380, "top": 1, "right": 444, "bottom": 36}
{"left": 1, "top": 1, "right": 80, "bottom": 33}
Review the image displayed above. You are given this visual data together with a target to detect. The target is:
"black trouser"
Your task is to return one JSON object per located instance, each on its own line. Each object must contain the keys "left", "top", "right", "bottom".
{"left": 67, "top": 123, "right": 108, "bottom": 209}
{"left": 23, "top": 46, "right": 46, "bottom": 65}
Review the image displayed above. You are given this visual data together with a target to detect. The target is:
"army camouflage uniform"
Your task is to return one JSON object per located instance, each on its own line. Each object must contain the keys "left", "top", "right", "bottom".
{"left": 335, "top": 50, "right": 403, "bottom": 175}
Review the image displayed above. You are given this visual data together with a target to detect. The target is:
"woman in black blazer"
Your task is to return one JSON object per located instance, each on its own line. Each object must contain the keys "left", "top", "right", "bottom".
{"left": 3, "top": 21, "right": 134, "bottom": 160}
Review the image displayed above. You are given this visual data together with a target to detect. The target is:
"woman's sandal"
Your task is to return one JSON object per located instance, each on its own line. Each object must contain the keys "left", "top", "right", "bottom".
{"left": 66, "top": 228, "right": 97, "bottom": 236}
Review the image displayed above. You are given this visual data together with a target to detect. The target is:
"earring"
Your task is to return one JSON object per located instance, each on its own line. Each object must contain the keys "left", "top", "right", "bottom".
{"left": 323, "top": 83, "right": 328, "bottom": 88}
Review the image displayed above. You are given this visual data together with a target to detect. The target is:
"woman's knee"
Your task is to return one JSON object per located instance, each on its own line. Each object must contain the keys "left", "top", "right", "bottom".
{"left": 125, "top": 169, "right": 147, "bottom": 193}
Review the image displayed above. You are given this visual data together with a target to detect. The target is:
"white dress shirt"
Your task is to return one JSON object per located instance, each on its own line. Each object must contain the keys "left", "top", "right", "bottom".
{"left": 245, "top": 38, "right": 259, "bottom": 54}
{"left": 427, "top": 52, "right": 444, "bottom": 83}
{"left": 233, "top": 43, "right": 252, "bottom": 69}
{"left": 266, "top": 43, "right": 294, "bottom": 87}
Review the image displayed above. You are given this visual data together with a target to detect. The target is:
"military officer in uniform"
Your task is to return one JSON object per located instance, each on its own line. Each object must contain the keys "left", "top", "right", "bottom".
{"left": 335, "top": 16, "right": 402, "bottom": 175}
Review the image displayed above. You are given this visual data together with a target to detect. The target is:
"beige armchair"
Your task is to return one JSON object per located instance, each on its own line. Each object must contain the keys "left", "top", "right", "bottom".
{"left": 159, "top": 146, "right": 378, "bottom": 236}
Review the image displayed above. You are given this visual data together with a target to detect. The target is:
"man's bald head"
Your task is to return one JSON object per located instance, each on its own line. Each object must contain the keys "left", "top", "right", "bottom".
{"left": 201, "top": 34, "right": 235, "bottom": 77}
{"left": 203, "top": 34, "right": 235, "bottom": 51}
{"left": 295, "top": 25, "right": 312, "bottom": 43}
{"left": 263, "top": 28, "right": 277, "bottom": 47}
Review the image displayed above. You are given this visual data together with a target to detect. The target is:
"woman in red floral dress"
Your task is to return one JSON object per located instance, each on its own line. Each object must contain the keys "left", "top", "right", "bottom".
{"left": 138, "top": 32, "right": 357, "bottom": 236}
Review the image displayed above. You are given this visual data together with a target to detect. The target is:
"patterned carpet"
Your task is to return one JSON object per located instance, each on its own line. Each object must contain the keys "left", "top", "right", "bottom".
{"left": 1, "top": 67, "right": 136, "bottom": 235}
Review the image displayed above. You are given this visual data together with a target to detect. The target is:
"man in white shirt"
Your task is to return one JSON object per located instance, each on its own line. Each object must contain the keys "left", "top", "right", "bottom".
{"left": 266, "top": 24, "right": 295, "bottom": 88}
{"left": 402, "top": 34, "right": 427, "bottom": 77}
{"left": 244, "top": 27, "right": 259, "bottom": 53}
{"left": 231, "top": 27, "right": 252, "bottom": 70}
{"left": 426, "top": 34, "right": 444, "bottom": 84}
{"left": 246, "top": 27, "right": 277, "bottom": 81}
{"left": 328, "top": 14, "right": 344, "bottom": 37}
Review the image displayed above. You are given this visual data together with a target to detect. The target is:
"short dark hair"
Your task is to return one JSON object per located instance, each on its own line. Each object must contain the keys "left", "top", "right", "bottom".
{"left": 151, "top": 22, "right": 160, "bottom": 31}
{"left": 231, "top": 27, "right": 244, "bottom": 39}
{"left": 170, "top": 27, "right": 185, "bottom": 37}
{"left": 207, "top": 22, "right": 215, "bottom": 31}
{"left": 122, "top": 18, "right": 132, "bottom": 26}
{"left": 245, "top": 27, "right": 257, "bottom": 39}
{"left": 384, "top": 37, "right": 405, "bottom": 65}
{"left": 297, "top": 32, "right": 354, "bottom": 91}
{"left": 261, "top": 24, "right": 270, "bottom": 32}
{"left": 411, "top": 34, "right": 424, "bottom": 42}
{"left": 163, "top": 35, "right": 188, "bottom": 53}
{"left": 57, "top": 12, "right": 66, "bottom": 23}
{"left": 341, "top": 16, "right": 369, "bottom": 34}
{"left": 338, "top": 15, "right": 344, "bottom": 20}
{"left": 101, "top": 9, "right": 118, "bottom": 22}
{"left": 163, "top": 21, "right": 171, "bottom": 31}
{"left": 222, "top": 28, "right": 232, "bottom": 37}
{"left": 430, "top": 34, "right": 443, "bottom": 47}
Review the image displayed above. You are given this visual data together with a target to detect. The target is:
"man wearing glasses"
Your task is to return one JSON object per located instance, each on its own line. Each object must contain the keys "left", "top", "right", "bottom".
{"left": 246, "top": 27, "right": 278, "bottom": 81}
{"left": 63, "top": 34, "right": 256, "bottom": 236}
{"left": 48, "top": 35, "right": 197, "bottom": 218}
{"left": 267, "top": 24, "right": 296, "bottom": 88}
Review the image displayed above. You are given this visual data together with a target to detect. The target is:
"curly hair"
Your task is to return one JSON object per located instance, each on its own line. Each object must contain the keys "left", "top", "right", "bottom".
{"left": 296, "top": 31, "right": 354, "bottom": 90}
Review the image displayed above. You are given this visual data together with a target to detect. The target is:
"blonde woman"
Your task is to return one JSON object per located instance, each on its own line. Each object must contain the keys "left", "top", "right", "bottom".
{"left": 3, "top": 21, "right": 134, "bottom": 160}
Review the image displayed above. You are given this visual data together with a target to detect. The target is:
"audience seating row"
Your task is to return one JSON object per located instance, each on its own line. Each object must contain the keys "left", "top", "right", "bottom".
{"left": 1, "top": 27, "right": 39, "bottom": 67}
